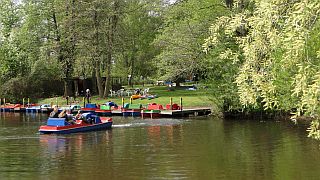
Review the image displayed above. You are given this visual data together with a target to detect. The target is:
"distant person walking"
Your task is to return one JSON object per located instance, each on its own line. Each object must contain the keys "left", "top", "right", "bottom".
{"left": 85, "top": 89, "right": 91, "bottom": 104}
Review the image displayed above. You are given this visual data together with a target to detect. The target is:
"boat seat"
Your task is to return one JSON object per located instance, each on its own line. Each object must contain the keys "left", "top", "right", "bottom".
{"left": 47, "top": 118, "right": 70, "bottom": 126}
{"left": 147, "top": 104, "right": 163, "bottom": 110}
{"left": 85, "top": 103, "right": 97, "bottom": 108}
{"left": 126, "top": 104, "right": 142, "bottom": 110}
{"left": 166, "top": 103, "right": 180, "bottom": 110}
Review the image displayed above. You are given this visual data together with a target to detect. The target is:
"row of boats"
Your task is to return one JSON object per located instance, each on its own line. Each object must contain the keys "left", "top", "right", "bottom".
{"left": 0, "top": 102, "right": 181, "bottom": 118}
{"left": 1, "top": 102, "right": 181, "bottom": 135}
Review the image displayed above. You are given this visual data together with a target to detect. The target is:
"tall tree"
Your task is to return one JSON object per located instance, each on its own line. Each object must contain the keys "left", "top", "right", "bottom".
{"left": 0, "top": 0, "right": 22, "bottom": 82}
{"left": 154, "top": 0, "right": 228, "bottom": 86}
{"left": 114, "top": 0, "right": 163, "bottom": 87}
{"left": 51, "top": 0, "right": 78, "bottom": 96}
{"left": 103, "top": 0, "right": 121, "bottom": 97}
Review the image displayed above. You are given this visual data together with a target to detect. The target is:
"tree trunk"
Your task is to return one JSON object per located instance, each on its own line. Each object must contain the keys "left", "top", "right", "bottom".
{"left": 63, "top": 79, "right": 73, "bottom": 97}
{"left": 95, "top": 60, "right": 104, "bottom": 97}
{"left": 104, "top": 32, "right": 112, "bottom": 97}
{"left": 53, "top": 1, "right": 76, "bottom": 97}
{"left": 93, "top": 8, "right": 104, "bottom": 97}
{"left": 103, "top": 1, "right": 119, "bottom": 97}
{"left": 91, "top": 67, "right": 97, "bottom": 94}
{"left": 129, "top": 54, "right": 134, "bottom": 88}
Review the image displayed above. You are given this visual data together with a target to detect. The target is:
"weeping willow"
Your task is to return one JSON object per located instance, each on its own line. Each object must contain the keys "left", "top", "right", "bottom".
{"left": 204, "top": 0, "right": 320, "bottom": 140}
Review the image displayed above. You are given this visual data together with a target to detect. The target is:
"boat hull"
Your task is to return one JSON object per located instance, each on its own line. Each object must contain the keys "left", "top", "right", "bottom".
{"left": 95, "top": 110, "right": 112, "bottom": 116}
{"left": 123, "top": 109, "right": 141, "bottom": 117}
{"left": 39, "top": 121, "right": 112, "bottom": 134}
{"left": 80, "top": 108, "right": 97, "bottom": 113}
{"left": 141, "top": 112, "right": 161, "bottom": 119}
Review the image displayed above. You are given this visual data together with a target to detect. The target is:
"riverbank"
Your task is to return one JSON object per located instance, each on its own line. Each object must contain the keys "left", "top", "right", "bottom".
{"left": 38, "top": 85, "right": 215, "bottom": 110}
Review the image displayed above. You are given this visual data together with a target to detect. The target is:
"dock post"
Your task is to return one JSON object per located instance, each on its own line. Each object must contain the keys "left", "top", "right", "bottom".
{"left": 170, "top": 97, "right": 173, "bottom": 110}
{"left": 22, "top": 98, "right": 25, "bottom": 107}
{"left": 130, "top": 97, "right": 133, "bottom": 104}
{"left": 83, "top": 97, "right": 85, "bottom": 108}
{"left": 122, "top": 98, "right": 124, "bottom": 108}
{"left": 180, "top": 97, "right": 183, "bottom": 111}
{"left": 28, "top": 98, "right": 30, "bottom": 107}
{"left": 4, "top": 98, "right": 6, "bottom": 106}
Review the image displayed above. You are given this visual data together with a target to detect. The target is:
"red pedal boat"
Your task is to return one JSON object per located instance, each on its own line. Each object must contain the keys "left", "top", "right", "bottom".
{"left": 39, "top": 113, "right": 112, "bottom": 134}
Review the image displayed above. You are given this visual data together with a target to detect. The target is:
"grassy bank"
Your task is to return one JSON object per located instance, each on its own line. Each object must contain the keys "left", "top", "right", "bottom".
{"left": 38, "top": 85, "right": 214, "bottom": 108}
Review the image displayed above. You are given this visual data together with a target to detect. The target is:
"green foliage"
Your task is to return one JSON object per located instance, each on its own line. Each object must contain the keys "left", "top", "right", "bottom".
{"left": 154, "top": 0, "right": 228, "bottom": 82}
{"left": 0, "top": 77, "right": 28, "bottom": 102}
{"left": 113, "top": 0, "right": 163, "bottom": 82}
{"left": 205, "top": 0, "right": 320, "bottom": 139}
{"left": 27, "top": 59, "right": 63, "bottom": 97}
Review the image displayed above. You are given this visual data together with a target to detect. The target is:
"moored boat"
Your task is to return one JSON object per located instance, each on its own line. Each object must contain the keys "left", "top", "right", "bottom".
{"left": 60, "top": 104, "right": 81, "bottom": 114}
{"left": 2, "top": 104, "right": 19, "bottom": 112}
{"left": 122, "top": 103, "right": 142, "bottom": 116}
{"left": 81, "top": 103, "right": 98, "bottom": 113}
{"left": 40, "top": 104, "right": 52, "bottom": 113}
{"left": 39, "top": 113, "right": 112, "bottom": 134}
{"left": 26, "top": 104, "right": 40, "bottom": 113}
{"left": 95, "top": 104, "right": 112, "bottom": 116}
{"left": 141, "top": 103, "right": 163, "bottom": 119}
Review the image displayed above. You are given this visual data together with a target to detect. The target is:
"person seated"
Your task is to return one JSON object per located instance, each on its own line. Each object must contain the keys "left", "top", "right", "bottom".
{"left": 59, "top": 110, "right": 75, "bottom": 124}
{"left": 49, "top": 106, "right": 59, "bottom": 118}
{"left": 58, "top": 110, "right": 67, "bottom": 119}
{"left": 75, "top": 110, "right": 82, "bottom": 120}
{"left": 74, "top": 111, "right": 92, "bottom": 124}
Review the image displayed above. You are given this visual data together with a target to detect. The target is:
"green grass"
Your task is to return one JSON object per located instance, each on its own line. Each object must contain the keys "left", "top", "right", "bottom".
{"left": 38, "top": 85, "right": 213, "bottom": 108}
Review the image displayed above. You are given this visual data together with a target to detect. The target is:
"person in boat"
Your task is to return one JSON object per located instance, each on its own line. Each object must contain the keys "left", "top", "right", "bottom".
{"left": 75, "top": 110, "right": 82, "bottom": 120}
{"left": 59, "top": 110, "right": 75, "bottom": 124}
{"left": 74, "top": 110, "right": 91, "bottom": 124}
{"left": 49, "top": 105, "right": 59, "bottom": 118}
{"left": 58, "top": 110, "right": 68, "bottom": 119}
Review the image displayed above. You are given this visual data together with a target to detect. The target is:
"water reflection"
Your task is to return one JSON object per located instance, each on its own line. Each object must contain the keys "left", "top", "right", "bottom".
{"left": 39, "top": 131, "right": 113, "bottom": 157}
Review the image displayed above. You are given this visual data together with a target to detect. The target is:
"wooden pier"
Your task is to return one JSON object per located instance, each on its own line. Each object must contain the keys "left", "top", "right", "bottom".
{"left": 160, "top": 108, "right": 211, "bottom": 117}
{"left": 1, "top": 106, "right": 212, "bottom": 118}
{"left": 110, "top": 107, "right": 211, "bottom": 117}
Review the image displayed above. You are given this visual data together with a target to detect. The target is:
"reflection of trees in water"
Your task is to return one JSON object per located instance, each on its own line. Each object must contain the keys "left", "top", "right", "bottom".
{"left": 219, "top": 119, "right": 320, "bottom": 179}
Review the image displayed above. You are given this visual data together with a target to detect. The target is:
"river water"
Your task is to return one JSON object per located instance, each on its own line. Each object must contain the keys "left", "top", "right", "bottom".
{"left": 0, "top": 112, "right": 319, "bottom": 179}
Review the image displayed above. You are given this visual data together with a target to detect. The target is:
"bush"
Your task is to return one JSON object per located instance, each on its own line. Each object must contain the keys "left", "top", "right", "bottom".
{"left": 0, "top": 77, "right": 28, "bottom": 103}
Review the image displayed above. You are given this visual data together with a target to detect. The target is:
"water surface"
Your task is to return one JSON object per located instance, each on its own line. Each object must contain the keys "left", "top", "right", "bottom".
{"left": 0, "top": 112, "right": 319, "bottom": 179}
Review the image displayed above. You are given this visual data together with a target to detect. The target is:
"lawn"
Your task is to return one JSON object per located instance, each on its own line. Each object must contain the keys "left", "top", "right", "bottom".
{"left": 38, "top": 85, "right": 214, "bottom": 108}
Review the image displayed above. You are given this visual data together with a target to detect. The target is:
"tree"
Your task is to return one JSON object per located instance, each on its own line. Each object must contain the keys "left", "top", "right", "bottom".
{"left": 154, "top": 0, "right": 228, "bottom": 86}
{"left": 114, "top": 0, "right": 163, "bottom": 87}
{"left": 204, "top": 0, "right": 320, "bottom": 139}
{"left": 0, "top": 0, "right": 23, "bottom": 82}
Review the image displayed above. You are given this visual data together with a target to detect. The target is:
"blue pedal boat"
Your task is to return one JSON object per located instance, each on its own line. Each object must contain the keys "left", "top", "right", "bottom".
{"left": 39, "top": 113, "right": 112, "bottom": 134}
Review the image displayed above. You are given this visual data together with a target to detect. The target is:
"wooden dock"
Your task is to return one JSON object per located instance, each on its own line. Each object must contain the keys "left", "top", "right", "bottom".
{"left": 160, "top": 108, "right": 211, "bottom": 117}
{"left": 110, "top": 107, "right": 211, "bottom": 117}
{"left": 1, "top": 106, "right": 212, "bottom": 118}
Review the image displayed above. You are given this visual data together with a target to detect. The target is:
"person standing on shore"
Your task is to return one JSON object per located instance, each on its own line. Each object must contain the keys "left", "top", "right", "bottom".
{"left": 85, "top": 89, "right": 91, "bottom": 104}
